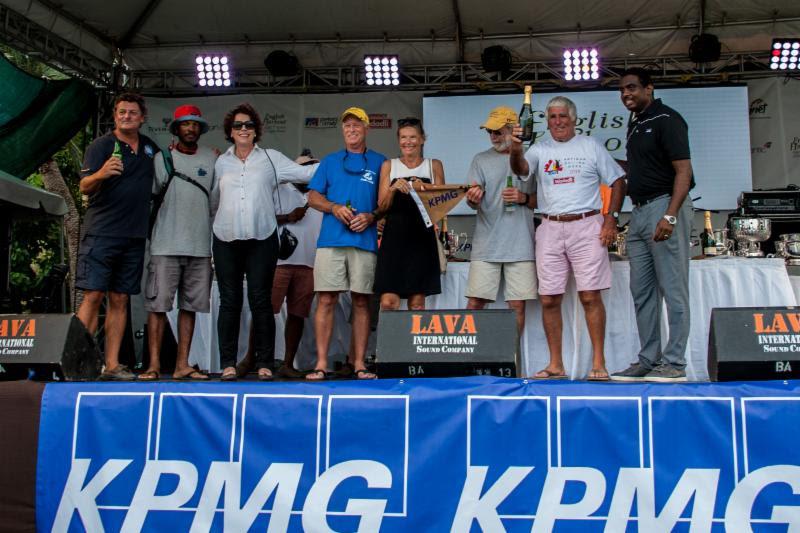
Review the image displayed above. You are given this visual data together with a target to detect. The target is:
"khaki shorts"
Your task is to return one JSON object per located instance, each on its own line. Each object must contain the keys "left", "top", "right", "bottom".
{"left": 466, "top": 260, "right": 538, "bottom": 302}
{"left": 313, "top": 247, "right": 377, "bottom": 294}
{"left": 144, "top": 255, "right": 212, "bottom": 313}
{"left": 272, "top": 265, "right": 315, "bottom": 317}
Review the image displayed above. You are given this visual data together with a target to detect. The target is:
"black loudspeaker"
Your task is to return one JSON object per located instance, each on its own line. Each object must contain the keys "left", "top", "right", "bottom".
{"left": 689, "top": 33, "right": 721, "bottom": 63}
{"left": 264, "top": 50, "right": 300, "bottom": 76}
{"left": 0, "top": 314, "right": 102, "bottom": 381}
{"left": 481, "top": 45, "right": 513, "bottom": 73}
{"left": 376, "top": 309, "right": 518, "bottom": 378}
{"left": 708, "top": 307, "right": 800, "bottom": 381}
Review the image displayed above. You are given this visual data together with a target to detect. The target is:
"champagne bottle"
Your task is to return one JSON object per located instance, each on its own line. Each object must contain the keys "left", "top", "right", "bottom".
{"left": 112, "top": 140, "right": 123, "bottom": 159}
{"left": 441, "top": 216, "right": 451, "bottom": 257}
{"left": 701, "top": 211, "right": 717, "bottom": 256}
{"left": 519, "top": 85, "right": 534, "bottom": 143}
{"left": 504, "top": 175, "right": 515, "bottom": 213}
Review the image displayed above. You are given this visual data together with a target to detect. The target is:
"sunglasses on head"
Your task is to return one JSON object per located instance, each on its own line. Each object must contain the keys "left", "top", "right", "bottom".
{"left": 232, "top": 120, "right": 256, "bottom": 130}
{"left": 397, "top": 117, "right": 421, "bottom": 127}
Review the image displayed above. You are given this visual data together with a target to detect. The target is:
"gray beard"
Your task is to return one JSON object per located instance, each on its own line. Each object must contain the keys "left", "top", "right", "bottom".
{"left": 492, "top": 139, "right": 511, "bottom": 152}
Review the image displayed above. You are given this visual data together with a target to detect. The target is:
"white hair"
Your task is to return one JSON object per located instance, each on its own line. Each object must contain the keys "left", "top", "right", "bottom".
{"left": 546, "top": 96, "right": 577, "bottom": 121}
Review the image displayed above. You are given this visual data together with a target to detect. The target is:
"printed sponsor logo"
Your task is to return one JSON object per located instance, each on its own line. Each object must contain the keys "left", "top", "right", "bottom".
{"left": 544, "top": 159, "right": 563, "bottom": 175}
{"left": 368, "top": 114, "right": 392, "bottom": 129}
{"left": 753, "top": 311, "right": 800, "bottom": 353}
{"left": 0, "top": 318, "right": 36, "bottom": 355}
{"left": 48, "top": 391, "right": 800, "bottom": 531}
{"left": 553, "top": 177, "right": 575, "bottom": 185}
{"left": 751, "top": 141, "right": 773, "bottom": 154}
{"left": 304, "top": 117, "right": 338, "bottom": 129}
{"left": 264, "top": 112, "right": 287, "bottom": 134}
{"left": 750, "top": 98, "right": 769, "bottom": 116}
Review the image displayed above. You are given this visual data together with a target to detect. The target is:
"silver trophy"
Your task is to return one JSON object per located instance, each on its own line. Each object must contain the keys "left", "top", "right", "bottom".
{"left": 712, "top": 229, "right": 735, "bottom": 256}
{"left": 730, "top": 217, "right": 772, "bottom": 257}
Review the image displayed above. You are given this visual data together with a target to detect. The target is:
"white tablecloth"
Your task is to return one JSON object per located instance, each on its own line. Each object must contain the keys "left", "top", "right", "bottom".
{"left": 170, "top": 258, "right": 796, "bottom": 380}
{"left": 790, "top": 275, "right": 800, "bottom": 307}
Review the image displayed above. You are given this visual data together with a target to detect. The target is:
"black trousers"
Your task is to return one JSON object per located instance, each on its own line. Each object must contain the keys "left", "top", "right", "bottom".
{"left": 213, "top": 232, "right": 278, "bottom": 370}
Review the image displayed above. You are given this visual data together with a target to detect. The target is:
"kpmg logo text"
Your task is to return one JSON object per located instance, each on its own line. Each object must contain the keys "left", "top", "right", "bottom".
{"left": 49, "top": 389, "right": 800, "bottom": 532}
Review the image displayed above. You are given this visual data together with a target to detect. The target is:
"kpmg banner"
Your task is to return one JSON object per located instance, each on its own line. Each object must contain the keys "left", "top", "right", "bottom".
{"left": 38, "top": 378, "right": 800, "bottom": 532}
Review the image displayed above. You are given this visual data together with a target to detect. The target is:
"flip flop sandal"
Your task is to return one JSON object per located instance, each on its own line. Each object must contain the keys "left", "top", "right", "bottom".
{"left": 587, "top": 369, "right": 610, "bottom": 381}
{"left": 173, "top": 370, "right": 209, "bottom": 381}
{"left": 305, "top": 369, "right": 327, "bottom": 381}
{"left": 258, "top": 369, "right": 274, "bottom": 381}
{"left": 533, "top": 369, "right": 568, "bottom": 380}
{"left": 221, "top": 368, "right": 238, "bottom": 381}
{"left": 355, "top": 369, "right": 377, "bottom": 380}
{"left": 138, "top": 370, "right": 160, "bottom": 381}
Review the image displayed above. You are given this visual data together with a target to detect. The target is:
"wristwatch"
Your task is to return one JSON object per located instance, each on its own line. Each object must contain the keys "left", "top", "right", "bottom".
{"left": 610, "top": 211, "right": 620, "bottom": 220}
{"left": 663, "top": 214, "right": 677, "bottom": 225}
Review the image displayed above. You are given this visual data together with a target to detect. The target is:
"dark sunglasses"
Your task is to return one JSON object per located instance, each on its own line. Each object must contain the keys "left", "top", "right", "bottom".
{"left": 486, "top": 128, "right": 504, "bottom": 136}
{"left": 231, "top": 120, "right": 256, "bottom": 130}
{"left": 343, "top": 151, "right": 368, "bottom": 175}
{"left": 398, "top": 117, "right": 421, "bottom": 127}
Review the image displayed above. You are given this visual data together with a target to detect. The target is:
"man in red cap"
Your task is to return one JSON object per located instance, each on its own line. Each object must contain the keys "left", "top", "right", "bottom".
{"left": 139, "top": 104, "right": 216, "bottom": 380}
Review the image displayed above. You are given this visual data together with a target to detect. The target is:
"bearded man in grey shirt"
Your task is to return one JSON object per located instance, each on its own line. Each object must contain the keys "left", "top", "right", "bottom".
{"left": 465, "top": 106, "right": 538, "bottom": 336}
{"left": 140, "top": 105, "right": 217, "bottom": 380}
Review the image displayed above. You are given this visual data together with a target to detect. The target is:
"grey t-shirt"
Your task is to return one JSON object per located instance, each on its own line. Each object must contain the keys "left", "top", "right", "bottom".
{"left": 467, "top": 148, "right": 536, "bottom": 262}
{"left": 150, "top": 147, "right": 217, "bottom": 257}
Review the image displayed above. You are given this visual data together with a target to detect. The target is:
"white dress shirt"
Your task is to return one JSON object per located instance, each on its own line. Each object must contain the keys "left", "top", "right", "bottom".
{"left": 211, "top": 144, "right": 317, "bottom": 242}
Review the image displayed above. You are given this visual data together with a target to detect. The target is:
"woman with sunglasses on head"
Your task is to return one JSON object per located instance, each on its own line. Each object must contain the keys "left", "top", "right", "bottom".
{"left": 373, "top": 117, "right": 445, "bottom": 310}
{"left": 211, "top": 103, "right": 318, "bottom": 381}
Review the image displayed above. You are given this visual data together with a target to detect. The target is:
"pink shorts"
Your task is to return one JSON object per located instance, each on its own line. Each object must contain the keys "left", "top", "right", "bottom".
{"left": 535, "top": 214, "right": 611, "bottom": 296}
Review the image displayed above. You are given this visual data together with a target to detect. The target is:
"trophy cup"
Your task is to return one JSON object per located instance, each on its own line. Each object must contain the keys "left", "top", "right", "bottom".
{"left": 729, "top": 217, "right": 772, "bottom": 257}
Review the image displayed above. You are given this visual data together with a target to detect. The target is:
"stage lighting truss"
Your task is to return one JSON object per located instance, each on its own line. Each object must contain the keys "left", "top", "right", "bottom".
{"left": 770, "top": 39, "right": 800, "bottom": 71}
{"left": 562, "top": 48, "right": 600, "bottom": 82}
{"left": 364, "top": 55, "right": 400, "bottom": 86}
{"left": 196, "top": 54, "right": 232, "bottom": 87}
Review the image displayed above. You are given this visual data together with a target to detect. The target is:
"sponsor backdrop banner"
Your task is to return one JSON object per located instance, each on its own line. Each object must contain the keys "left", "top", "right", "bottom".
{"left": 144, "top": 92, "right": 422, "bottom": 161}
{"left": 38, "top": 378, "right": 800, "bottom": 532}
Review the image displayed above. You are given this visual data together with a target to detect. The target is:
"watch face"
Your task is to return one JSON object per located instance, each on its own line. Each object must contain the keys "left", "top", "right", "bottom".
{"left": 664, "top": 215, "right": 677, "bottom": 224}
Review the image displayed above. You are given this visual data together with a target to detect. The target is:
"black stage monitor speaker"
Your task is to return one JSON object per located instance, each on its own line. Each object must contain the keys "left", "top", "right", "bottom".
{"left": 0, "top": 314, "right": 102, "bottom": 381}
{"left": 264, "top": 50, "right": 300, "bottom": 77}
{"left": 376, "top": 309, "right": 518, "bottom": 378}
{"left": 481, "top": 45, "right": 513, "bottom": 73}
{"left": 708, "top": 307, "right": 800, "bottom": 381}
{"left": 689, "top": 33, "right": 722, "bottom": 63}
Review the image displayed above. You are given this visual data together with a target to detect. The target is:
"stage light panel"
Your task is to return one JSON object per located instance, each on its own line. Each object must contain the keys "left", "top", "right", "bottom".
{"left": 196, "top": 54, "right": 231, "bottom": 88}
{"left": 771, "top": 39, "right": 800, "bottom": 70}
{"left": 364, "top": 55, "right": 400, "bottom": 87}
{"left": 563, "top": 48, "right": 600, "bottom": 82}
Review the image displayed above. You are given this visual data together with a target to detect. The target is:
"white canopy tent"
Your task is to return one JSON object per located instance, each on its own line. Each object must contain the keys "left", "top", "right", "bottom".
{"left": 1, "top": 0, "right": 799, "bottom": 92}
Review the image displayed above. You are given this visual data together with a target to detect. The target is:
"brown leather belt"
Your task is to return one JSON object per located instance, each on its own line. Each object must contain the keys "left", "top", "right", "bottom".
{"left": 541, "top": 209, "right": 600, "bottom": 222}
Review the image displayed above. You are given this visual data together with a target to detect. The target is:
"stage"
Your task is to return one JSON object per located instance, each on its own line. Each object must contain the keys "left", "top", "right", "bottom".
{"left": 4, "top": 377, "right": 800, "bottom": 532}
{"left": 171, "top": 258, "right": 797, "bottom": 379}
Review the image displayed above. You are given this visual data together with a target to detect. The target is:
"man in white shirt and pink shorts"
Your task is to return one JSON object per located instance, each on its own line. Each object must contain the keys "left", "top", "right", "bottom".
{"left": 510, "top": 96, "right": 626, "bottom": 380}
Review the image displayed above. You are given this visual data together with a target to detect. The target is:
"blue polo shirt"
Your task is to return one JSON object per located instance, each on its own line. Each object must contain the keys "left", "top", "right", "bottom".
{"left": 80, "top": 131, "right": 159, "bottom": 238}
{"left": 309, "top": 148, "right": 386, "bottom": 253}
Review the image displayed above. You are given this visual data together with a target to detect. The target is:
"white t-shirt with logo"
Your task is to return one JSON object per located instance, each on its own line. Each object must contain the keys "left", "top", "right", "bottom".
{"left": 275, "top": 184, "right": 323, "bottom": 268}
{"left": 523, "top": 135, "right": 624, "bottom": 215}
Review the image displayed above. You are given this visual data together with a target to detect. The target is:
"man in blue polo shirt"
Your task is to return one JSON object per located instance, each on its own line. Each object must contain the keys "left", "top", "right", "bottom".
{"left": 76, "top": 92, "right": 159, "bottom": 381}
{"left": 307, "top": 107, "right": 386, "bottom": 380}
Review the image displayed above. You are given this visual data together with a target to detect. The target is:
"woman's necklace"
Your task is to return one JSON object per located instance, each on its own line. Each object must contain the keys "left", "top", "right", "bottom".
{"left": 235, "top": 146, "right": 253, "bottom": 162}
{"left": 400, "top": 155, "right": 423, "bottom": 169}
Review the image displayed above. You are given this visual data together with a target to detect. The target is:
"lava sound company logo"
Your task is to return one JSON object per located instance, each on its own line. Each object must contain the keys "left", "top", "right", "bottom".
{"left": 544, "top": 159, "right": 563, "bottom": 175}
{"left": 48, "top": 390, "right": 800, "bottom": 532}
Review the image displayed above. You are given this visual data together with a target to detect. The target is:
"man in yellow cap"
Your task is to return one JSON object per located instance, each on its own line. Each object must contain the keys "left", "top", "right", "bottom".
{"left": 307, "top": 107, "right": 387, "bottom": 379}
{"left": 464, "top": 106, "right": 537, "bottom": 337}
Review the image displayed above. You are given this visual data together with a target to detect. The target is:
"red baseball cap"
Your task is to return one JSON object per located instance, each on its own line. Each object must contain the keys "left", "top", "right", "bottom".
{"left": 170, "top": 104, "right": 209, "bottom": 135}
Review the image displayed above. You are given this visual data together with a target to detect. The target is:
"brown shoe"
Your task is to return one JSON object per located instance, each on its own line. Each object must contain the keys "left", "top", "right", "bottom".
{"left": 277, "top": 363, "right": 305, "bottom": 379}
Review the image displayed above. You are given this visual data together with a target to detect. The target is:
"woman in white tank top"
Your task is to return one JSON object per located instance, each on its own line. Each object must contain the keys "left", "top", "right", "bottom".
{"left": 373, "top": 117, "right": 446, "bottom": 310}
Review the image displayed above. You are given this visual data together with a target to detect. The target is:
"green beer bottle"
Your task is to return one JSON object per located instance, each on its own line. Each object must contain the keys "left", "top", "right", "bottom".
{"left": 112, "top": 141, "right": 123, "bottom": 160}
{"left": 504, "top": 176, "right": 515, "bottom": 213}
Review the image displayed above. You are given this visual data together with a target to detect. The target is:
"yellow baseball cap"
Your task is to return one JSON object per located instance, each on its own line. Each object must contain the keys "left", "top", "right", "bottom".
{"left": 481, "top": 106, "right": 518, "bottom": 130}
{"left": 340, "top": 107, "right": 369, "bottom": 124}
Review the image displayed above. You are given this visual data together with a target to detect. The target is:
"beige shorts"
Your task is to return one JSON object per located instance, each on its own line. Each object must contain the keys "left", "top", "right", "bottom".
{"left": 313, "top": 247, "right": 377, "bottom": 294}
{"left": 466, "top": 260, "right": 538, "bottom": 302}
{"left": 143, "top": 255, "right": 212, "bottom": 313}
